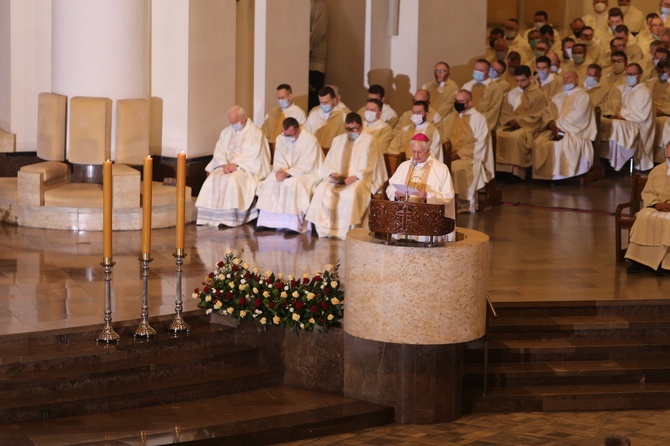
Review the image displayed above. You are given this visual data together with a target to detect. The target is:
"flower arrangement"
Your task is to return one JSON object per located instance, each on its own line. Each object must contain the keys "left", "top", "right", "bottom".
{"left": 192, "top": 249, "right": 344, "bottom": 332}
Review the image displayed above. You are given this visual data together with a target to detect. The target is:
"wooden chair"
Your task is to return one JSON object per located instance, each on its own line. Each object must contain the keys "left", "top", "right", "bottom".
{"left": 373, "top": 152, "right": 406, "bottom": 199}
{"left": 581, "top": 106, "right": 606, "bottom": 185}
{"left": 477, "top": 130, "right": 502, "bottom": 211}
{"left": 268, "top": 142, "right": 275, "bottom": 165}
{"left": 615, "top": 173, "right": 648, "bottom": 261}
{"left": 442, "top": 142, "right": 452, "bottom": 172}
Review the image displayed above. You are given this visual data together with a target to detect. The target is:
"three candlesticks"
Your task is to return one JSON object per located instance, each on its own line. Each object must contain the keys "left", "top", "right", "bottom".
{"left": 97, "top": 152, "right": 189, "bottom": 343}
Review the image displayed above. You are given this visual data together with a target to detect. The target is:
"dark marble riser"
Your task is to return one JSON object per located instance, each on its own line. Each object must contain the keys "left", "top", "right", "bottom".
{"left": 0, "top": 364, "right": 284, "bottom": 424}
{"left": 468, "top": 347, "right": 670, "bottom": 364}
{"left": 0, "top": 344, "right": 261, "bottom": 400}
{"left": 491, "top": 301, "right": 670, "bottom": 318}
{"left": 465, "top": 371, "right": 670, "bottom": 388}
{"left": 488, "top": 328, "right": 670, "bottom": 340}
{"left": 465, "top": 385, "right": 670, "bottom": 413}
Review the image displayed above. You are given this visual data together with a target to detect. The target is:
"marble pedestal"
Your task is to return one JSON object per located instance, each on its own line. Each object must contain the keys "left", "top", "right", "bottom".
{"left": 343, "top": 228, "right": 488, "bottom": 423}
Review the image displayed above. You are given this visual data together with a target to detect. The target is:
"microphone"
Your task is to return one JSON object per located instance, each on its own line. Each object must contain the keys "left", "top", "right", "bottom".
{"left": 405, "top": 160, "right": 418, "bottom": 201}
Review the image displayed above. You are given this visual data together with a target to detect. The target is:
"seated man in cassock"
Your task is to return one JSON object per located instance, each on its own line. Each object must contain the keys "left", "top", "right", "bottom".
{"left": 389, "top": 100, "right": 442, "bottom": 161}
{"left": 604, "top": 62, "right": 655, "bottom": 171}
{"left": 461, "top": 59, "right": 505, "bottom": 131}
{"left": 442, "top": 90, "right": 494, "bottom": 214}
{"left": 395, "top": 89, "right": 443, "bottom": 130}
{"left": 496, "top": 65, "right": 548, "bottom": 180}
{"left": 531, "top": 71, "right": 597, "bottom": 180}
{"left": 255, "top": 117, "right": 323, "bottom": 237}
{"left": 584, "top": 63, "right": 614, "bottom": 111}
{"left": 535, "top": 55, "right": 563, "bottom": 101}
{"left": 386, "top": 133, "right": 455, "bottom": 223}
{"left": 306, "top": 112, "right": 386, "bottom": 239}
{"left": 261, "top": 84, "right": 306, "bottom": 144}
{"left": 362, "top": 98, "right": 393, "bottom": 153}
{"left": 305, "top": 86, "right": 346, "bottom": 149}
{"left": 356, "top": 84, "right": 398, "bottom": 128}
{"left": 195, "top": 105, "right": 271, "bottom": 228}
{"left": 625, "top": 142, "right": 670, "bottom": 276}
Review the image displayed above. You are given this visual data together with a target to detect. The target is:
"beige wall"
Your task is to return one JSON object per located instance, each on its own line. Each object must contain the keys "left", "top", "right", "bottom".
{"left": 236, "top": 0, "right": 255, "bottom": 114}
{"left": 0, "top": 0, "right": 10, "bottom": 131}
{"left": 323, "top": 0, "right": 369, "bottom": 114}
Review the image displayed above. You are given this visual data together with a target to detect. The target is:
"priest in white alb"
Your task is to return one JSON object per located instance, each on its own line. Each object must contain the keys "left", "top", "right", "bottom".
{"left": 255, "top": 117, "right": 323, "bottom": 237}
{"left": 442, "top": 89, "right": 494, "bottom": 214}
{"left": 625, "top": 142, "right": 670, "bottom": 275}
{"left": 261, "top": 84, "right": 307, "bottom": 144}
{"left": 531, "top": 71, "right": 597, "bottom": 180}
{"left": 607, "top": 62, "right": 655, "bottom": 171}
{"left": 306, "top": 112, "right": 386, "bottom": 239}
{"left": 195, "top": 105, "right": 271, "bottom": 228}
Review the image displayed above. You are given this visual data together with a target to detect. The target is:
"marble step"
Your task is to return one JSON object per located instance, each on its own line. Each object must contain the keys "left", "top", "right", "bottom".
{"left": 488, "top": 314, "right": 670, "bottom": 339}
{"left": 465, "top": 337, "right": 670, "bottom": 363}
{"left": 464, "top": 358, "right": 670, "bottom": 388}
{"left": 0, "top": 386, "right": 395, "bottom": 446}
{"left": 0, "top": 362, "right": 284, "bottom": 424}
{"left": 490, "top": 299, "right": 670, "bottom": 318}
{"left": 465, "top": 383, "right": 670, "bottom": 413}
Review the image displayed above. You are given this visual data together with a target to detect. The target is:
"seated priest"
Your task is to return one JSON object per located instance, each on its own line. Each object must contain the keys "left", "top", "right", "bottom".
{"left": 496, "top": 64, "right": 548, "bottom": 179}
{"left": 195, "top": 105, "right": 271, "bottom": 228}
{"left": 306, "top": 112, "right": 386, "bottom": 239}
{"left": 362, "top": 98, "right": 394, "bottom": 153}
{"left": 261, "top": 84, "right": 306, "bottom": 144}
{"left": 356, "top": 84, "right": 398, "bottom": 128}
{"left": 531, "top": 71, "right": 597, "bottom": 180}
{"left": 625, "top": 142, "right": 670, "bottom": 276}
{"left": 460, "top": 58, "right": 505, "bottom": 131}
{"left": 647, "top": 59, "right": 670, "bottom": 162}
{"left": 605, "top": 63, "right": 655, "bottom": 171}
{"left": 386, "top": 133, "right": 455, "bottom": 221}
{"left": 255, "top": 118, "right": 324, "bottom": 237}
{"left": 304, "top": 85, "right": 346, "bottom": 149}
{"left": 388, "top": 100, "right": 442, "bottom": 161}
{"left": 441, "top": 89, "right": 494, "bottom": 214}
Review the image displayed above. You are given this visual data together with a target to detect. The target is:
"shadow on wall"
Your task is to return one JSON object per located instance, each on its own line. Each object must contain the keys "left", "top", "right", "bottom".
{"left": 367, "top": 68, "right": 413, "bottom": 118}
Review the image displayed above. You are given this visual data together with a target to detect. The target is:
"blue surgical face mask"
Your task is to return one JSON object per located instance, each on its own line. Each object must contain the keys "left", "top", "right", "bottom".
{"left": 562, "top": 83, "right": 575, "bottom": 91}
{"left": 231, "top": 121, "right": 244, "bottom": 131}
{"left": 661, "top": 72, "right": 670, "bottom": 82}
{"left": 278, "top": 99, "right": 290, "bottom": 109}
{"left": 585, "top": 76, "right": 599, "bottom": 88}
{"left": 346, "top": 131, "right": 359, "bottom": 141}
{"left": 537, "top": 69, "right": 549, "bottom": 81}
{"left": 530, "top": 39, "right": 540, "bottom": 49}
{"left": 473, "top": 70, "right": 486, "bottom": 82}
{"left": 320, "top": 103, "right": 332, "bottom": 113}
{"left": 488, "top": 67, "right": 499, "bottom": 79}
{"left": 626, "top": 75, "right": 638, "bottom": 87}
{"left": 550, "top": 65, "right": 558, "bottom": 73}
{"left": 662, "top": 6, "right": 670, "bottom": 14}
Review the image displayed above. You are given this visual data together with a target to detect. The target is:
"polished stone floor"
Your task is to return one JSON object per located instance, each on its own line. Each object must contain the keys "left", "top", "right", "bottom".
{"left": 0, "top": 171, "right": 669, "bottom": 445}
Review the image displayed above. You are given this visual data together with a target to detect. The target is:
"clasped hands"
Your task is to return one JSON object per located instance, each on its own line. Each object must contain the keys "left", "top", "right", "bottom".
{"left": 330, "top": 173, "right": 358, "bottom": 186}
{"left": 654, "top": 202, "right": 670, "bottom": 212}
{"left": 218, "top": 163, "right": 238, "bottom": 174}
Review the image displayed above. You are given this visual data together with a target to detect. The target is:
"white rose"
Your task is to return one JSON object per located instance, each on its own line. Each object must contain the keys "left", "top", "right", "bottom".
{"left": 307, "top": 293, "right": 315, "bottom": 301}
{"left": 227, "top": 273, "right": 231, "bottom": 279}
{"left": 281, "top": 291, "right": 288, "bottom": 298}
{"left": 278, "top": 273, "right": 284, "bottom": 279}
{"left": 243, "top": 263, "right": 249, "bottom": 269}
{"left": 253, "top": 287, "right": 259, "bottom": 294}
{"left": 218, "top": 274, "right": 225, "bottom": 280}
{"left": 206, "top": 308, "right": 213, "bottom": 315}
{"left": 214, "top": 301, "right": 222, "bottom": 310}
{"left": 288, "top": 275, "right": 295, "bottom": 281}
{"left": 300, "top": 323, "right": 305, "bottom": 329}
{"left": 263, "top": 291, "right": 270, "bottom": 298}
{"left": 309, "top": 318, "right": 315, "bottom": 324}
{"left": 205, "top": 295, "right": 212, "bottom": 302}
{"left": 241, "top": 278, "right": 247, "bottom": 284}
{"left": 253, "top": 267, "right": 259, "bottom": 274}
{"left": 192, "top": 292, "right": 199, "bottom": 299}
{"left": 330, "top": 281, "right": 338, "bottom": 288}
{"left": 265, "top": 270, "right": 273, "bottom": 278}
{"left": 228, "top": 282, "right": 235, "bottom": 289}
{"left": 233, "top": 258, "right": 241, "bottom": 265}
{"left": 292, "top": 313, "right": 300, "bottom": 321}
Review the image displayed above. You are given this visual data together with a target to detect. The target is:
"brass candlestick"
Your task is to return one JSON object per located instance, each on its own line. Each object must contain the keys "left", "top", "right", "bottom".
{"left": 97, "top": 258, "right": 120, "bottom": 343}
{"left": 168, "top": 249, "right": 190, "bottom": 333}
{"left": 134, "top": 254, "right": 156, "bottom": 338}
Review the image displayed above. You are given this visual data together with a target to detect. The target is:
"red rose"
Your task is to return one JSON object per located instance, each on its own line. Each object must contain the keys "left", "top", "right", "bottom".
{"left": 291, "top": 280, "right": 299, "bottom": 287}
{"left": 295, "top": 301, "right": 304, "bottom": 310}
{"left": 319, "top": 318, "right": 326, "bottom": 325}
{"left": 232, "top": 265, "right": 238, "bottom": 271}
{"left": 194, "top": 287, "right": 200, "bottom": 294}
{"left": 276, "top": 281, "right": 284, "bottom": 289}
{"left": 314, "top": 275, "right": 322, "bottom": 282}
{"left": 208, "top": 272, "right": 215, "bottom": 278}
{"left": 321, "top": 302, "right": 328, "bottom": 310}
{"left": 310, "top": 305, "right": 318, "bottom": 313}
{"left": 226, "top": 292, "right": 233, "bottom": 300}
{"left": 203, "top": 286, "right": 210, "bottom": 293}
{"left": 254, "top": 298, "right": 262, "bottom": 308}
{"left": 245, "top": 273, "right": 251, "bottom": 280}
{"left": 268, "top": 301, "right": 275, "bottom": 309}
{"left": 239, "top": 297, "right": 247, "bottom": 306}
{"left": 217, "top": 261, "right": 224, "bottom": 268}
{"left": 324, "top": 287, "right": 331, "bottom": 295}
{"left": 303, "top": 278, "right": 310, "bottom": 284}
{"left": 215, "top": 289, "right": 221, "bottom": 297}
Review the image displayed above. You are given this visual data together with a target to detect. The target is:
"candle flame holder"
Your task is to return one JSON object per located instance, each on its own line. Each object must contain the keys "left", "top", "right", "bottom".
{"left": 134, "top": 254, "right": 156, "bottom": 338}
{"left": 168, "top": 249, "right": 190, "bottom": 333}
{"left": 97, "top": 258, "right": 120, "bottom": 343}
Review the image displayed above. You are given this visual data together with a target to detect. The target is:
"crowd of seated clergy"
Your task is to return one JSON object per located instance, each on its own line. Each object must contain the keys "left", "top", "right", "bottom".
{"left": 194, "top": 1, "right": 670, "bottom": 240}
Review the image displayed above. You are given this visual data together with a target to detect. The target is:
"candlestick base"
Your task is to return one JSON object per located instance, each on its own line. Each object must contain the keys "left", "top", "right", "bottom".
{"left": 134, "top": 256, "right": 156, "bottom": 338}
{"left": 168, "top": 251, "right": 190, "bottom": 333}
{"left": 97, "top": 322, "right": 121, "bottom": 343}
{"left": 97, "top": 260, "right": 120, "bottom": 343}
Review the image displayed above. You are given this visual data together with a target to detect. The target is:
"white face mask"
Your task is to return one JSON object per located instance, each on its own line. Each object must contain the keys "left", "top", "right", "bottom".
{"left": 364, "top": 110, "right": 377, "bottom": 123}
{"left": 410, "top": 114, "right": 425, "bottom": 126}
